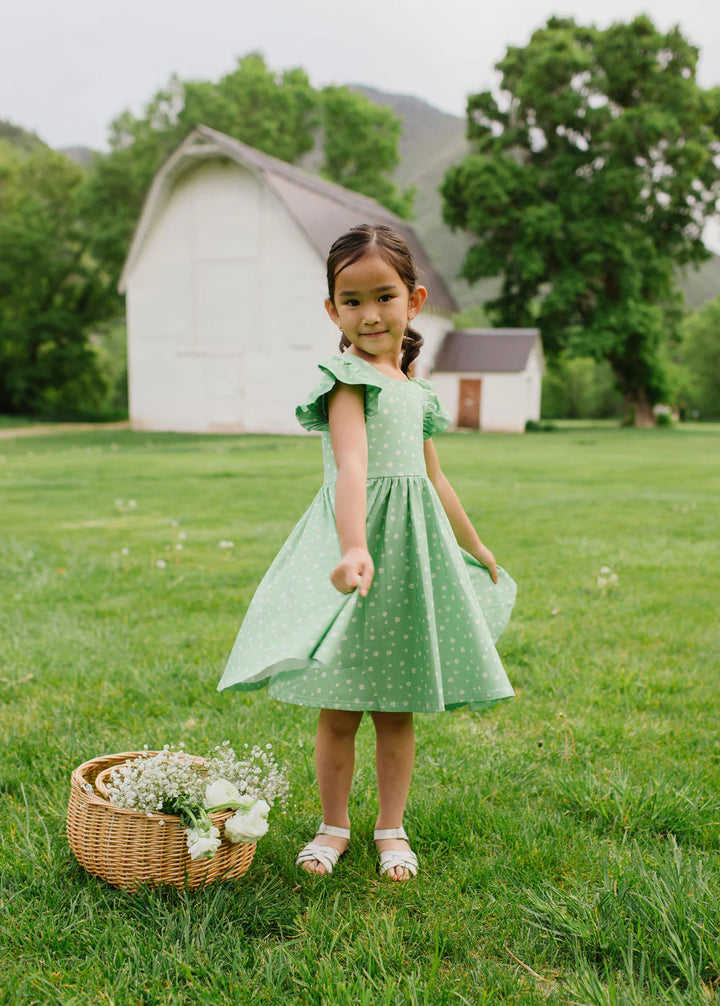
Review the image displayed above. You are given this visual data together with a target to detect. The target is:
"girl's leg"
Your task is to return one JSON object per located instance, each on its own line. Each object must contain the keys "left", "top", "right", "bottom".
{"left": 300, "top": 708, "right": 363, "bottom": 874}
{"left": 371, "top": 711, "right": 415, "bottom": 881}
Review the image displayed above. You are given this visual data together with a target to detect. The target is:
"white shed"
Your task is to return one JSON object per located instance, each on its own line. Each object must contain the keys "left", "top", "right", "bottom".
{"left": 119, "top": 125, "right": 457, "bottom": 434}
{"left": 431, "top": 329, "right": 544, "bottom": 433}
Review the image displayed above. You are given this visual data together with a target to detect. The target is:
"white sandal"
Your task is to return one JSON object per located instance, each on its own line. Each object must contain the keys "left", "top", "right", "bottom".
{"left": 296, "top": 823, "right": 350, "bottom": 875}
{"left": 374, "top": 826, "right": 419, "bottom": 879}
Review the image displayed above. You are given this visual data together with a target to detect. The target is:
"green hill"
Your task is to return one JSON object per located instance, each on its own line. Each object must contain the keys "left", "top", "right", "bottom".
{"left": 0, "top": 119, "right": 47, "bottom": 154}
{"left": 353, "top": 85, "right": 720, "bottom": 314}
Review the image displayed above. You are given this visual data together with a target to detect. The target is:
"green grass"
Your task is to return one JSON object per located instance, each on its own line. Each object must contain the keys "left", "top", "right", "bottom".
{"left": 1, "top": 425, "right": 719, "bottom": 1005}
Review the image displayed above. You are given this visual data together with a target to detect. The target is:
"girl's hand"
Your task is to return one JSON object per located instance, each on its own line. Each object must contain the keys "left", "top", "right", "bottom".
{"left": 474, "top": 543, "right": 499, "bottom": 584}
{"left": 331, "top": 547, "right": 374, "bottom": 597}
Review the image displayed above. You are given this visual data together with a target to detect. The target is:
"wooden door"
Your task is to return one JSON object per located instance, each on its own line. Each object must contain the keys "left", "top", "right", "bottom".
{"left": 458, "top": 379, "right": 482, "bottom": 429}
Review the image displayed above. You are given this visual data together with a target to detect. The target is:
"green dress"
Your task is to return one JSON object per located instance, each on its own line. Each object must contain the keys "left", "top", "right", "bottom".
{"left": 218, "top": 354, "right": 516, "bottom": 712}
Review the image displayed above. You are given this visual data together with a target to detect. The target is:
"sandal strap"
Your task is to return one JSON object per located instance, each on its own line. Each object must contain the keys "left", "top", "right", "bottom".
{"left": 318, "top": 822, "right": 351, "bottom": 840}
{"left": 378, "top": 849, "right": 419, "bottom": 877}
{"left": 374, "top": 826, "right": 408, "bottom": 841}
{"left": 296, "top": 842, "right": 342, "bottom": 874}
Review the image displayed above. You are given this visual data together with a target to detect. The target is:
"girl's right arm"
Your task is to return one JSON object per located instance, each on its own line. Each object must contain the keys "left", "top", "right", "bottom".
{"left": 327, "top": 383, "right": 374, "bottom": 596}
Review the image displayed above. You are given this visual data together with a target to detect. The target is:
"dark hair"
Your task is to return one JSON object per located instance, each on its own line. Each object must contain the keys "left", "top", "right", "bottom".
{"left": 326, "top": 224, "right": 424, "bottom": 376}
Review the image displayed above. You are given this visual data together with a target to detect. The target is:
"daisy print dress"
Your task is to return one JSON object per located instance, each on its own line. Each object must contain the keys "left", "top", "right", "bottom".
{"left": 218, "top": 354, "right": 516, "bottom": 712}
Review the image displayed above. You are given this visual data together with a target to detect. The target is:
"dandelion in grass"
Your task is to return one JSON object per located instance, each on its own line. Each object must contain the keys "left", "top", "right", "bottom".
{"left": 219, "top": 540, "right": 235, "bottom": 549}
{"left": 596, "top": 566, "right": 619, "bottom": 591}
{"left": 178, "top": 531, "right": 187, "bottom": 540}
{"left": 115, "top": 499, "right": 139, "bottom": 513}
{"left": 156, "top": 559, "right": 167, "bottom": 569}
{"left": 121, "top": 547, "right": 130, "bottom": 556}
{"left": 175, "top": 544, "right": 183, "bottom": 551}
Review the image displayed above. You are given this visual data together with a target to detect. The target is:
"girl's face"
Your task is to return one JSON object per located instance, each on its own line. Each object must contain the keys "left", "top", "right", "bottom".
{"left": 325, "top": 252, "right": 426, "bottom": 366}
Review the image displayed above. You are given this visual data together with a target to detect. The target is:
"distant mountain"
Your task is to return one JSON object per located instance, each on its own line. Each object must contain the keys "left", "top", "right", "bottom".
{"left": 0, "top": 119, "right": 47, "bottom": 154}
{"left": 2, "top": 101, "right": 717, "bottom": 312}
{"left": 680, "top": 256, "right": 720, "bottom": 311}
{"left": 59, "top": 145, "right": 95, "bottom": 168}
{"left": 0, "top": 120, "right": 95, "bottom": 169}
{"left": 351, "top": 85, "right": 486, "bottom": 309}
{"left": 352, "top": 85, "right": 720, "bottom": 313}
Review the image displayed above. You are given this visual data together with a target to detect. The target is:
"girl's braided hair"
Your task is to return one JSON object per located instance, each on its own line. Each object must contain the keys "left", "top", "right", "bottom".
{"left": 326, "top": 224, "right": 424, "bottom": 376}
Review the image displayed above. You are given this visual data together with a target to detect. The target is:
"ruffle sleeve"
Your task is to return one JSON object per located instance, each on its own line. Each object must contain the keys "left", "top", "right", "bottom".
{"left": 413, "top": 377, "right": 452, "bottom": 439}
{"left": 295, "top": 355, "right": 383, "bottom": 432}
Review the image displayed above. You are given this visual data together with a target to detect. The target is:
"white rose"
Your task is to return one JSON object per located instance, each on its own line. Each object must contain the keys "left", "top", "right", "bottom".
{"left": 204, "top": 778, "right": 243, "bottom": 810}
{"left": 224, "top": 800, "right": 270, "bottom": 843}
{"left": 185, "top": 825, "right": 222, "bottom": 860}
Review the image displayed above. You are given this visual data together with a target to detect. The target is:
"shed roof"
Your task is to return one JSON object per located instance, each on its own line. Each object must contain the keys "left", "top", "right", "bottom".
{"left": 119, "top": 125, "right": 457, "bottom": 312}
{"left": 434, "top": 330, "right": 541, "bottom": 373}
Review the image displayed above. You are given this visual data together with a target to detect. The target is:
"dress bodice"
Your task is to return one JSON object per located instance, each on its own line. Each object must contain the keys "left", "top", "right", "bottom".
{"left": 295, "top": 354, "right": 451, "bottom": 485}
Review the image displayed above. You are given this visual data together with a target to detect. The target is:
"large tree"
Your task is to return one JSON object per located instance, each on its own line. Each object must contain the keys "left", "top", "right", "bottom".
{"left": 81, "top": 54, "right": 412, "bottom": 289}
{"left": 441, "top": 16, "right": 720, "bottom": 425}
{"left": 0, "top": 147, "right": 114, "bottom": 415}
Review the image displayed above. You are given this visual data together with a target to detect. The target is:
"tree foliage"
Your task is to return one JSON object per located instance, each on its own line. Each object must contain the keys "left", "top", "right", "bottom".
{"left": 0, "top": 147, "right": 115, "bottom": 415}
{"left": 441, "top": 16, "right": 720, "bottom": 424}
{"left": 80, "top": 54, "right": 412, "bottom": 288}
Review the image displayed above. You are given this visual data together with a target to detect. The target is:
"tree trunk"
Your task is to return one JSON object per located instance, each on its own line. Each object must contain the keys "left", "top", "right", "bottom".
{"left": 623, "top": 390, "right": 655, "bottom": 427}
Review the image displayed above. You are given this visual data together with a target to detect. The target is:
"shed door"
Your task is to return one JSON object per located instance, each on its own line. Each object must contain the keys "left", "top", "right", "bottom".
{"left": 458, "top": 379, "right": 482, "bottom": 429}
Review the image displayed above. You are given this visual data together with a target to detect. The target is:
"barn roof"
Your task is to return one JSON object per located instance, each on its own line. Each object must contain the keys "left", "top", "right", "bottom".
{"left": 119, "top": 124, "right": 457, "bottom": 312}
{"left": 434, "top": 330, "right": 542, "bottom": 373}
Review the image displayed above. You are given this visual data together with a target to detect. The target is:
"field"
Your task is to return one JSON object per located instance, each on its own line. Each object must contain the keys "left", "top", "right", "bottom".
{"left": 1, "top": 423, "right": 719, "bottom": 1005}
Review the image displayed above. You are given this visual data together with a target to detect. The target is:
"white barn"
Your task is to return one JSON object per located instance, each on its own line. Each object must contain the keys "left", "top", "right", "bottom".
{"left": 119, "top": 125, "right": 457, "bottom": 434}
{"left": 432, "top": 330, "right": 544, "bottom": 433}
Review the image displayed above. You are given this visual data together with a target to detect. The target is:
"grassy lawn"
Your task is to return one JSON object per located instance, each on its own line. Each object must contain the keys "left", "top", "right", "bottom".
{"left": 1, "top": 425, "right": 718, "bottom": 1005}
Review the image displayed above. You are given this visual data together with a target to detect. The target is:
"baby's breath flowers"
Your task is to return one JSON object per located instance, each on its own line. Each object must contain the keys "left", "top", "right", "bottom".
{"left": 106, "top": 744, "right": 288, "bottom": 860}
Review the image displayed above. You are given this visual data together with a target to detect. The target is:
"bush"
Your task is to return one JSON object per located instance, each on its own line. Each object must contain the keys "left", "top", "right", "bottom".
{"left": 525, "top": 419, "right": 557, "bottom": 432}
{"left": 541, "top": 357, "right": 623, "bottom": 420}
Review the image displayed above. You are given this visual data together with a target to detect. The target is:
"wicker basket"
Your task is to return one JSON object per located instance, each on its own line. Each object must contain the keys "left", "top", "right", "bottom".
{"left": 66, "top": 752, "right": 257, "bottom": 891}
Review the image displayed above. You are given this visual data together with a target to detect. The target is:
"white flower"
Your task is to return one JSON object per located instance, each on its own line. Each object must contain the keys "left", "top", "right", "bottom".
{"left": 599, "top": 566, "right": 611, "bottom": 575}
{"left": 128, "top": 500, "right": 137, "bottom": 509}
{"left": 597, "top": 576, "right": 607, "bottom": 588}
{"left": 175, "top": 544, "right": 184, "bottom": 551}
{"left": 204, "top": 778, "right": 243, "bottom": 809}
{"left": 156, "top": 559, "right": 166, "bottom": 569}
{"left": 178, "top": 531, "right": 187, "bottom": 540}
{"left": 218, "top": 540, "right": 235, "bottom": 549}
{"left": 121, "top": 547, "right": 130, "bottom": 555}
{"left": 224, "top": 799, "right": 270, "bottom": 843}
{"left": 186, "top": 825, "right": 221, "bottom": 860}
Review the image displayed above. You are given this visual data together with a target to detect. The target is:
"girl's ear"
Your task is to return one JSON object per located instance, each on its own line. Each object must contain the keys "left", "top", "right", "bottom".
{"left": 408, "top": 285, "right": 428, "bottom": 320}
{"left": 325, "top": 297, "right": 341, "bottom": 328}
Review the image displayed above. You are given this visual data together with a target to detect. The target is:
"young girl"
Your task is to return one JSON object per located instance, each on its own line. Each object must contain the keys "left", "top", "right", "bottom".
{"left": 218, "top": 224, "right": 516, "bottom": 881}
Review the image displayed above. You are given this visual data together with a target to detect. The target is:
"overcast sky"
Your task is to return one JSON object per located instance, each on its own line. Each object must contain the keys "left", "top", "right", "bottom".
{"left": 3, "top": 0, "right": 719, "bottom": 151}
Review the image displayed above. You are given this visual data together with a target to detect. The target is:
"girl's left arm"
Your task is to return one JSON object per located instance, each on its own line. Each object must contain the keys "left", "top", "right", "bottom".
{"left": 423, "top": 438, "right": 499, "bottom": 583}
